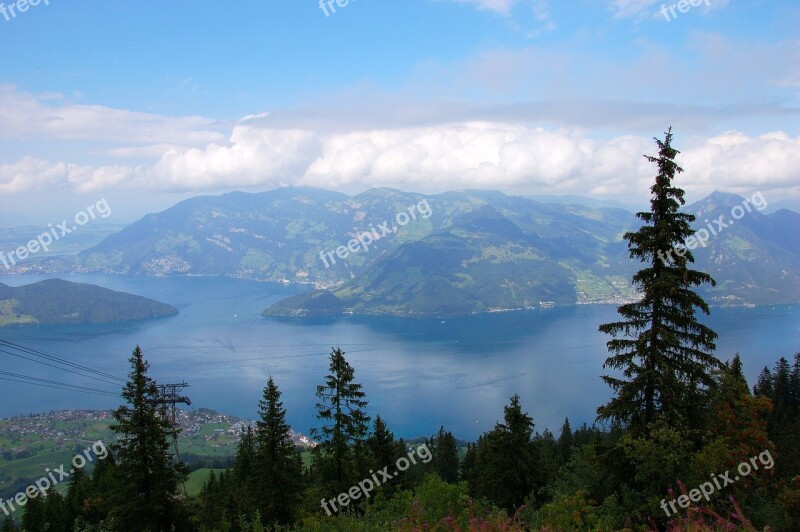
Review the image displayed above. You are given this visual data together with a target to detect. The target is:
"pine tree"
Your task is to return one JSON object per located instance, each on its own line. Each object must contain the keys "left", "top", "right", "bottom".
{"left": 461, "top": 442, "right": 477, "bottom": 485}
{"left": 692, "top": 354, "right": 774, "bottom": 497}
{"left": 790, "top": 353, "right": 800, "bottom": 412}
{"left": 366, "top": 416, "right": 405, "bottom": 494}
{"left": 311, "top": 347, "right": 370, "bottom": 493}
{"left": 199, "top": 470, "right": 222, "bottom": 528}
{"left": 63, "top": 466, "right": 89, "bottom": 527}
{"left": 557, "top": 418, "right": 573, "bottom": 464}
{"left": 231, "top": 425, "right": 257, "bottom": 517}
{"left": 430, "top": 426, "right": 460, "bottom": 483}
{"left": 20, "top": 492, "right": 46, "bottom": 532}
{"left": 252, "top": 377, "right": 303, "bottom": 525}
{"left": 754, "top": 366, "right": 774, "bottom": 397}
{"left": 110, "top": 345, "right": 188, "bottom": 531}
{"left": 598, "top": 128, "right": 721, "bottom": 433}
{"left": 472, "top": 395, "right": 536, "bottom": 511}
{"left": 43, "top": 489, "right": 68, "bottom": 532}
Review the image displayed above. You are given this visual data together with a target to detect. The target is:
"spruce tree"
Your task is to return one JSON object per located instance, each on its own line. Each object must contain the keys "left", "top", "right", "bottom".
{"left": 598, "top": 128, "right": 720, "bottom": 433}
{"left": 252, "top": 376, "right": 303, "bottom": 525}
{"left": 431, "top": 426, "right": 460, "bottom": 483}
{"left": 366, "top": 416, "right": 405, "bottom": 494}
{"left": 110, "top": 345, "right": 187, "bottom": 531}
{"left": 557, "top": 418, "right": 573, "bottom": 464}
{"left": 311, "top": 347, "right": 370, "bottom": 493}
{"left": 231, "top": 425, "right": 257, "bottom": 516}
{"left": 20, "top": 492, "right": 46, "bottom": 532}
{"left": 43, "top": 489, "right": 67, "bottom": 532}
{"left": 63, "top": 466, "right": 90, "bottom": 527}
{"left": 198, "top": 470, "right": 224, "bottom": 529}
{"left": 472, "top": 395, "right": 536, "bottom": 511}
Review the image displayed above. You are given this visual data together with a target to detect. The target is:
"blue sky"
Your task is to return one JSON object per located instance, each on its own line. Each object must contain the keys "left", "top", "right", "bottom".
{"left": 0, "top": 0, "right": 798, "bottom": 222}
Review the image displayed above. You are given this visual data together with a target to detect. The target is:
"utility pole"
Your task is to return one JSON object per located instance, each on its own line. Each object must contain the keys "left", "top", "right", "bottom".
{"left": 152, "top": 381, "right": 191, "bottom": 496}
{"left": 154, "top": 381, "right": 191, "bottom": 426}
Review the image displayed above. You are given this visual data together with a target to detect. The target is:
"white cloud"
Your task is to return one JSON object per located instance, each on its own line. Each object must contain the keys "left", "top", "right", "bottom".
{"left": 682, "top": 131, "right": 800, "bottom": 197}
{"left": 0, "top": 157, "right": 69, "bottom": 194}
{"left": 0, "top": 85, "right": 225, "bottom": 146}
{"left": 5, "top": 122, "right": 796, "bottom": 204}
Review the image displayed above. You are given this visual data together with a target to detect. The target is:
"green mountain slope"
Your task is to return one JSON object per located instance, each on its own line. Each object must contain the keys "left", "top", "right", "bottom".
{"left": 0, "top": 279, "right": 178, "bottom": 326}
{"left": 18, "top": 187, "right": 798, "bottom": 316}
{"left": 686, "top": 192, "right": 800, "bottom": 306}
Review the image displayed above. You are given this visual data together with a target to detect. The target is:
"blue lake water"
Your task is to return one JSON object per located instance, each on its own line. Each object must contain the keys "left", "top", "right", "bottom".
{"left": 0, "top": 273, "right": 798, "bottom": 440}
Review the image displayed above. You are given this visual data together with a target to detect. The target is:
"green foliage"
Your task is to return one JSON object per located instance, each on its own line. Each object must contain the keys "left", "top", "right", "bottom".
{"left": 470, "top": 395, "right": 538, "bottom": 512}
{"left": 109, "top": 346, "right": 189, "bottom": 531}
{"left": 754, "top": 353, "right": 800, "bottom": 480}
{"left": 20, "top": 491, "right": 46, "bottom": 532}
{"left": 1, "top": 516, "right": 15, "bottom": 532}
{"left": 311, "top": 347, "right": 370, "bottom": 496}
{"left": 365, "top": 416, "right": 406, "bottom": 496}
{"left": 557, "top": 417, "right": 573, "bottom": 464}
{"left": 252, "top": 377, "right": 303, "bottom": 525}
{"left": 427, "top": 427, "right": 460, "bottom": 484}
{"left": 0, "top": 279, "right": 177, "bottom": 326}
{"left": 598, "top": 128, "right": 721, "bottom": 434}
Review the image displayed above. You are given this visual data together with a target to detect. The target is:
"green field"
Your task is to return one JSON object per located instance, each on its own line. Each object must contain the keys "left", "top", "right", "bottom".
{"left": 185, "top": 468, "right": 228, "bottom": 498}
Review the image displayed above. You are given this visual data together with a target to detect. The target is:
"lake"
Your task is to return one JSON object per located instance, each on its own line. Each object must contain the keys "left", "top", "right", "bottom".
{"left": 1, "top": 273, "right": 797, "bottom": 440}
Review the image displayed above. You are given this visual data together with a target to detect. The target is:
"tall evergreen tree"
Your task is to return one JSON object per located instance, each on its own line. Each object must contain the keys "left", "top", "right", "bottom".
{"left": 230, "top": 425, "right": 257, "bottom": 518}
{"left": 430, "top": 426, "right": 460, "bottom": 483}
{"left": 366, "top": 416, "right": 405, "bottom": 494}
{"left": 43, "top": 489, "right": 68, "bottom": 532}
{"left": 598, "top": 128, "right": 720, "bottom": 433}
{"left": 110, "top": 345, "right": 188, "bottom": 531}
{"left": 63, "top": 466, "right": 90, "bottom": 527}
{"left": 461, "top": 442, "right": 477, "bottom": 485}
{"left": 252, "top": 376, "right": 303, "bottom": 525}
{"left": 472, "top": 395, "right": 536, "bottom": 511}
{"left": 557, "top": 418, "right": 573, "bottom": 464}
{"left": 753, "top": 355, "right": 800, "bottom": 480}
{"left": 311, "top": 347, "right": 370, "bottom": 494}
{"left": 20, "top": 492, "right": 46, "bottom": 532}
{"left": 198, "top": 470, "right": 225, "bottom": 531}
{"left": 754, "top": 366, "right": 774, "bottom": 397}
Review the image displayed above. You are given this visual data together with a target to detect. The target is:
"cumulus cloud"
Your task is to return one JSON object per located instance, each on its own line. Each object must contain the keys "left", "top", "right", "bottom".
{"left": 4, "top": 122, "right": 796, "bottom": 203}
{"left": 0, "top": 157, "right": 70, "bottom": 194}
{"left": 682, "top": 131, "right": 800, "bottom": 197}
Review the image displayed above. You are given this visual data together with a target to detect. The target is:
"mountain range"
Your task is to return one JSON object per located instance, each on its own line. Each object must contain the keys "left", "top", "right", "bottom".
{"left": 17, "top": 187, "right": 800, "bottom": 317}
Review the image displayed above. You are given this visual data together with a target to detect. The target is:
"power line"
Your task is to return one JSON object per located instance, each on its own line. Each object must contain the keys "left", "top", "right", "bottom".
{"left": 0, "top": 371, "right": 119, "bottom": 397}
{"left": 0, "top": 347, "right": 122, "bottom": 387}
{"left": 0, "top": 339, "right": 124, "bottom": 383}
